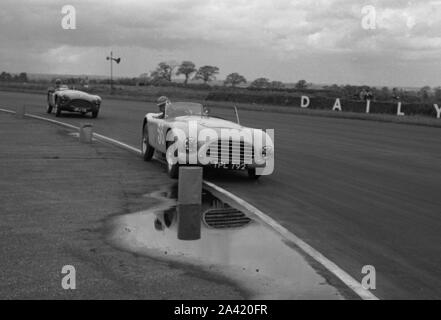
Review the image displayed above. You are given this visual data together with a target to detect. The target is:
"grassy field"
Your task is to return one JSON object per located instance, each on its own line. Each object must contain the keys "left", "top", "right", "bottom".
{"left": 1, "top": 82, "right": 440, "bottom": 128}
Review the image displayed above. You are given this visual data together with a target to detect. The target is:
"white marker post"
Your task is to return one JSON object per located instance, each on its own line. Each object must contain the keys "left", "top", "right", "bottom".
{"left": 366, "top": 100, "right": 371, "bottom": 114}
{"left": 16, "top": 105, "right": 25, "bottom": 119}
{"left": 177, "top": 167, "right": 202, "bottom": 240}
{"left": 79, "top": 123, "right": 93, "bottom": 143}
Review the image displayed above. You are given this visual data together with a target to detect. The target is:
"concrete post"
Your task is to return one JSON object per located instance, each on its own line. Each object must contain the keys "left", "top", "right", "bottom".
{"left": 16, "top": 105, "right": 25, "bottom": 119}
{"left": 79, "top": 123, "right": 93, "bottom": 143}
{"left": 177, "top": 167, "right": 202, "bottom": 240}
{"left": 366, "top": 99, "right": 371, "bottom": 114}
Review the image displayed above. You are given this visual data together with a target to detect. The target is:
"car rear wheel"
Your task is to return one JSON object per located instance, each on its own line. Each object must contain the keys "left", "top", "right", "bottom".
{"left": 142, "top": 125, "right": 154, "bottom": 161}
{"left": 166, "top": 141, "right": 179, "bottom": 179}
{"left": 55, "top": 100, "right": 62, "bottom": 117}
{"left": 247, "top": 168, "right": 261, "bottom": 180}
{"left": 46, "top": 93, "right": 53, "bottom": 113}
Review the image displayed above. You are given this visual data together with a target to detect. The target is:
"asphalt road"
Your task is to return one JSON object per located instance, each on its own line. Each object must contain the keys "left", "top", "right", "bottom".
{"left": 0, "top": 112, "right": 244, "bottom": 299}
{"left": 1, "top": 90, "right": 441, "bottom": 299}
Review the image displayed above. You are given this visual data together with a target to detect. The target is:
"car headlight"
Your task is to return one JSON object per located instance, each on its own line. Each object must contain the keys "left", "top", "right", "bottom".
{"left": 261, "top": 145, "right": 273, "bottom": 159}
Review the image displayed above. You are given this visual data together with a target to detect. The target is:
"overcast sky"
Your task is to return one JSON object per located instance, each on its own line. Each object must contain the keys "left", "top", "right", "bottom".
{"left": 1, "top": 0, "right": 441, "bottom": 87}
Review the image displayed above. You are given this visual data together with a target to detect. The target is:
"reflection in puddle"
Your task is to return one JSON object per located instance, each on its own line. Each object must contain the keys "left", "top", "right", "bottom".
{"left": 107, "top": 185, "right": 343, "bottom": 299}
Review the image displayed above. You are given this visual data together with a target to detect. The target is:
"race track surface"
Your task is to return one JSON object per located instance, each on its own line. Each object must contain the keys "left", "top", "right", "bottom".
{"left": 2, "top": 91, "right": 441, "bottom": 299}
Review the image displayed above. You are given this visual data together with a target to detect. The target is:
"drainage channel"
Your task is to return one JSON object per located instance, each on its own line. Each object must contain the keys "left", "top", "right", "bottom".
{"left": 107, "top": 184, "right": 344, "bottom": 299}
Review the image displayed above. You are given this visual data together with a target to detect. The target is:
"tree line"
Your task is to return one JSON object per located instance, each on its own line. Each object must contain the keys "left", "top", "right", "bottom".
{"left": 144, "top": 61, "right": 441, "bottom": 103}
{"left": 0, "top": 72, "right": 28, "bottom": 82}
{"left": 2, "top": 66, "right": 441, "bottom": 103}
{"left": 146, "top": 60, "right": 312, "bottom": 89}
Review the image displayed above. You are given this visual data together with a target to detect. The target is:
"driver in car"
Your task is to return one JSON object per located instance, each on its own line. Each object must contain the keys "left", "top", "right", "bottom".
{"left": 54, "top": 78, "right": 63, "bottom": 90}
{"left": 157, "top": 96, "right": 170, "bottom": 119}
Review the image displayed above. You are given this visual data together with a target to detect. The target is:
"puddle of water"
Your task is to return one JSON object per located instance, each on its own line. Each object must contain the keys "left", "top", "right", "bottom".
{"left": 107, "top": 186, "right": 343, "bottom": 299}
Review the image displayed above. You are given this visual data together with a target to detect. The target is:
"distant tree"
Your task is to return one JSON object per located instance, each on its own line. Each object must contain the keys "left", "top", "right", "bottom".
{"left": 392, "top": 87, "right": 401, "bottom": 100}
{"left": 16, "top": 72, "right": 28, "bottom": 82}
{"left": 379, "top": 86, "right": 390, "bottom": 100}
{"left": 0, "top": 71, "right": 12, "bottom": 82}
{"left": 137, "top": 73, "right": 150, "bottom": 86}
{"left": 419, "top": 86, "right": 431, "bottom": 101}
{"left": 342, "top": 85, "right": 359, "bottom": 99}
{"left": 295, "top": 79, "right": 308, "bottom": 89}
{"left": 250, "top": 77, "right": 270, "bottom": 89}
{"left": 176, "top": 61, "right": 197, "bottom": 85}
{"left": 224, "top": 73, "right": 247, "bottom": 87}
{"left": 150, "top": 62, "right": 175, "bottom": 83}
{"left": 269, "top": 81, "right": 285, "bottom": 90}
{"left": 434, "top": 87, "right": 441, "bottom": 101}
{"left": 194, "top": 65, "right": 219, "bottom": 84}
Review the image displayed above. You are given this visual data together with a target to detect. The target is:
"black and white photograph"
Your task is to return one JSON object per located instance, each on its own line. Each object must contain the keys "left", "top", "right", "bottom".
{"left": 1, "top": 0, "right": 440, "bottom": 307}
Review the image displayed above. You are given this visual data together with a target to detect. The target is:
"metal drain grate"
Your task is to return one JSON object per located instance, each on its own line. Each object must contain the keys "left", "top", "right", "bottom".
{"left": 203, "top": 207, "right": 251, "bottom": 229}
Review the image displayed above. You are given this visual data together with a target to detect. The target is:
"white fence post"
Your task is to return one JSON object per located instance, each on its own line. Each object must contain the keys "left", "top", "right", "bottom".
{"left": 79, "top": 123, "right": 93, "bottom": 143}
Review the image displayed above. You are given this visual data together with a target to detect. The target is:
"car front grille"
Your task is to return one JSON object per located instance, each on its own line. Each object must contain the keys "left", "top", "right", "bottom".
{"left": 206, "top": 139, "right": 254, "bottom": 164}
{"left": 70, "top": 99, "right": 94, "bottom": 109}
{"left": 203, "top": 207, "right": 252, "bottom": 229}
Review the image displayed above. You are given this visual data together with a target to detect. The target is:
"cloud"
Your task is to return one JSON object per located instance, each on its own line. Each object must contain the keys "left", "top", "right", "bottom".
{"left": 1, "top": 0, "right": 441, "bottom": 86}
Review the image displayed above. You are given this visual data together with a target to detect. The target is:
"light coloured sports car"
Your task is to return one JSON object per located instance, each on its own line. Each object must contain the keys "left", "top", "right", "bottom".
{"left": 141, "top": 102, "right": 274, "bottom": 179}
{"left": 47, "top": 85, "right": 102, "bottom": 118}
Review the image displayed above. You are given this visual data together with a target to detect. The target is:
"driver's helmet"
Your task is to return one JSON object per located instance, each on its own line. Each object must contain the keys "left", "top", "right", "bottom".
{"left": 55, "top": 78, "right": 62, "bottom": 87}
{"left": 157, "top": 96, "right": 170, "bottom": 112}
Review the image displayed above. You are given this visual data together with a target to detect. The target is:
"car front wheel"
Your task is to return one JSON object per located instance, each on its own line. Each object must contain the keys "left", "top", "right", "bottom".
{"left": 142, "top": 125, "right": 154, "bottom": 161}
{"left": 91, "top": 110, "right": 99, "bottom": 118}
{"left": 55, "top": 100, "right": 62, "bottom": 117}
{"left": 46, "top": 93, "right": 53, "bottom": 113}
{"left": 166, "top": 141, "right": 179, "bottom": 179}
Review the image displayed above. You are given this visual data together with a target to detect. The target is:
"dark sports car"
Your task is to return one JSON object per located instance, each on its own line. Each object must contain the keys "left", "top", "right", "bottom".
{"left": 47, "top": 85, "right": 102, "bottom": 118}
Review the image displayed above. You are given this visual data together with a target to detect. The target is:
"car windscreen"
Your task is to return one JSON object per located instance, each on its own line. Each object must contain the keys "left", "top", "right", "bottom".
{"left": 165, "top": 102, "right": 203, "bottom": 118}
{"left": 57, "top": 85, "right": 69, "bottom": 91}
{"left": 203, "top": 105, "right": 240, "bottom": 124}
